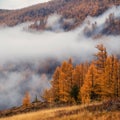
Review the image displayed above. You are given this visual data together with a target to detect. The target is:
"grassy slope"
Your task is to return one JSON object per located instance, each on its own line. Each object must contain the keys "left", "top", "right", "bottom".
{"left": 0, "top": 104, "right": 119, "bottom": 120}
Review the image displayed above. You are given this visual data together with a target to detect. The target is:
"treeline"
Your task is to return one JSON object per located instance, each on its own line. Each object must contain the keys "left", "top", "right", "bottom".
{"left": 84, "top": 12, "right": 120, "bottom": 38}
{"left": 43, "top": 44, "right": 120, "bottom": 104}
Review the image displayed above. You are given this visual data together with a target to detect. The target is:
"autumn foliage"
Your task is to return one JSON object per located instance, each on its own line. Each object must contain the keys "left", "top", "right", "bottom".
{"left": 22, "top": 92, "right": 31, "bottom": 107}
{"left": 43, "top": 44, "right": 120, "bottom": 104}
{"left": 0, "top": 0, "right": 120, "bottom": 32}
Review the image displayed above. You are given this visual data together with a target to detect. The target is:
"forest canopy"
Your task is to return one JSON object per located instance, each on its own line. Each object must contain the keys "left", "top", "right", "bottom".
{"left": 43, "top": 44, "right": 120, "bottom": 104}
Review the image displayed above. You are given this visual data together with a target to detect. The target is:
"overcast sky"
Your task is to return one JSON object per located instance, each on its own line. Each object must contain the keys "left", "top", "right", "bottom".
{"left": 0, "top": 0, "right": 51, "bottom": 9}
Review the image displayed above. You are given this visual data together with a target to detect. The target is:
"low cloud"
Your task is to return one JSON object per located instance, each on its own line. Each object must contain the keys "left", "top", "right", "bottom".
{"left": 0, "top": 6, "right": 120, "bottom": 110}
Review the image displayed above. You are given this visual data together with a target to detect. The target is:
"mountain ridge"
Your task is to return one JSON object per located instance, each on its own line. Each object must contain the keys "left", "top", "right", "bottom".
{"left": 0, "top": 0, "right": 120, "bottom": 32}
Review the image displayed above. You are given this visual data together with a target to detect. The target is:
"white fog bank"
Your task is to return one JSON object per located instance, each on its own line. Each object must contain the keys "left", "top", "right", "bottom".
{"left": 0, "top": 5, "right": 120, "bottom": 110}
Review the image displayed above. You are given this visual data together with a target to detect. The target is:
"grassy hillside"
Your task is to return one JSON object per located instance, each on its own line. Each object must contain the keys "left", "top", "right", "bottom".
{"left": 0, "top": 103, "right": 119, "bottom": 120}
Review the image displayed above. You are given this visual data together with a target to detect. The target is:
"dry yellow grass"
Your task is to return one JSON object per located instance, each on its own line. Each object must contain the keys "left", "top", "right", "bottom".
{"left": 0, "top": 104, "right": 119, "bottom": 120}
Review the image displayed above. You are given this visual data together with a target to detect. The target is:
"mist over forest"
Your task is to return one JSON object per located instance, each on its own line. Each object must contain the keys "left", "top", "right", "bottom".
{"left": 0, "top": 1, "right": 120, "bottom": 110}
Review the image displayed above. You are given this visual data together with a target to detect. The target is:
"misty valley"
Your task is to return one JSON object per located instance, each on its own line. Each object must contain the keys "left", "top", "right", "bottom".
{"left": 0, "top": 0, "right": 120, "bottom": 120}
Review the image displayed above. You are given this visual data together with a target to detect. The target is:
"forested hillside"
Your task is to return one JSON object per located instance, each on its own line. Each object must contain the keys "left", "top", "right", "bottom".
{"left": 44, "top": 44, "right": 120, "bottom": 104}
{"left": 0, "top": 0, "right": 120, "bottom": 33}
{"left": 0, "top": 44, "right": 120, "bottom": 118}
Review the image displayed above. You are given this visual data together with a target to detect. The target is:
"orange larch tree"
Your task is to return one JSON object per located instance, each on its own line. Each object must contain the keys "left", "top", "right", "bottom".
{"left": 80, "top": 63, "right": 97, "bottom": 103}
{"left": 51, "top": 67, "right": 60, "bottom": 103}
{"left": 22, "top": 92, "right": 31, "bottom": 107}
